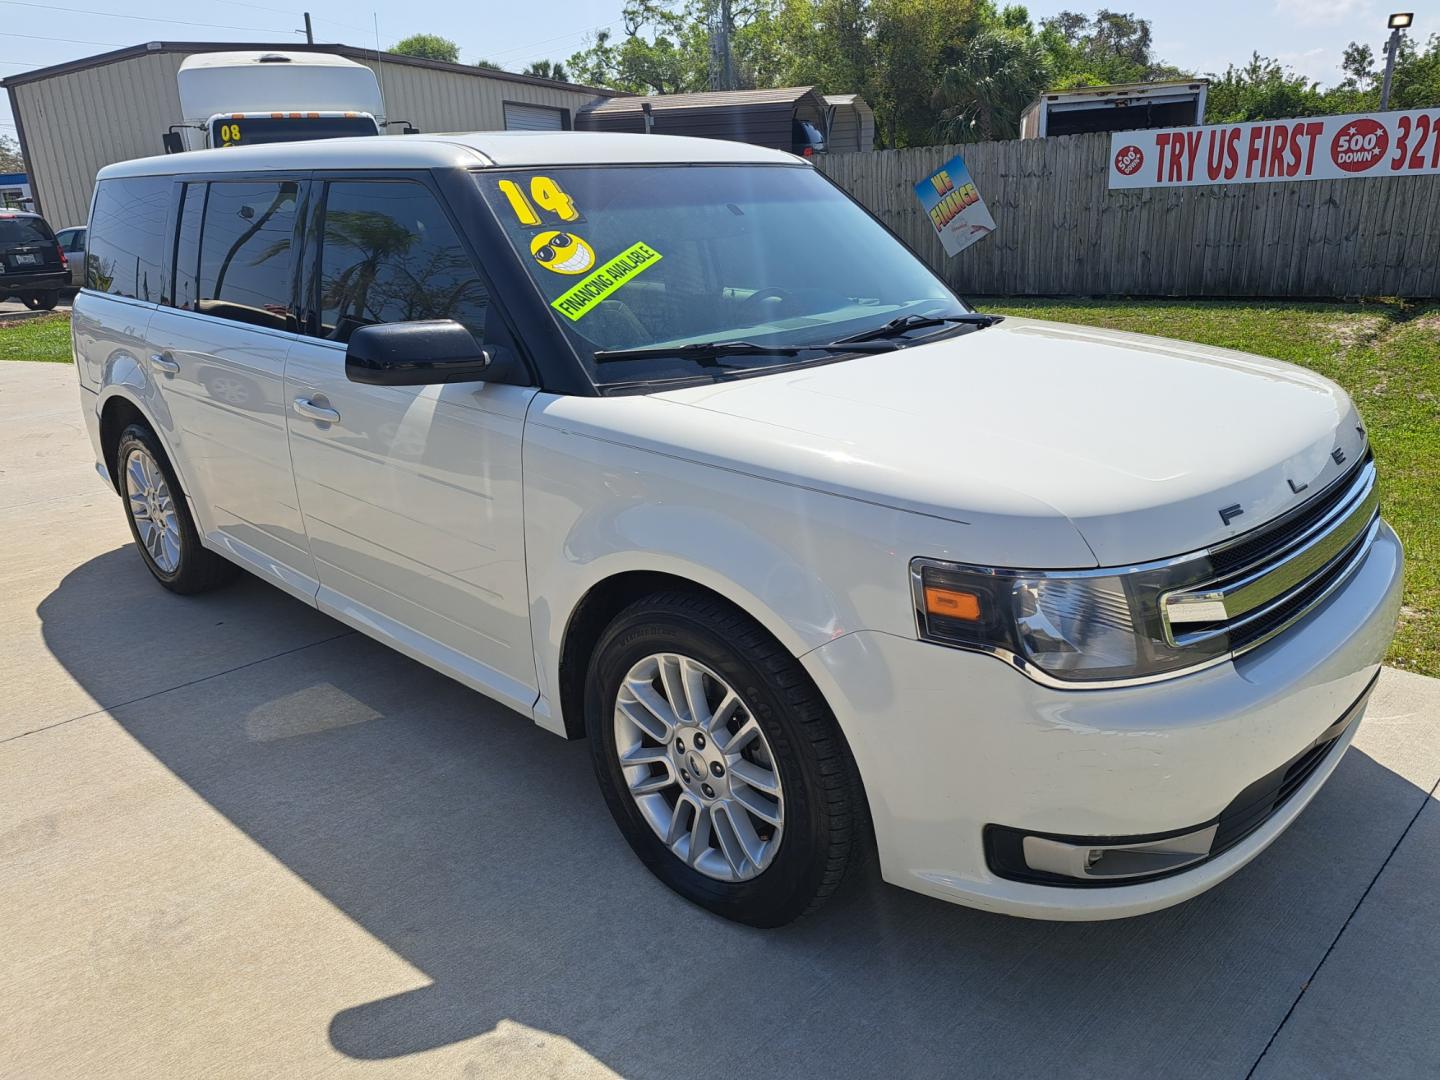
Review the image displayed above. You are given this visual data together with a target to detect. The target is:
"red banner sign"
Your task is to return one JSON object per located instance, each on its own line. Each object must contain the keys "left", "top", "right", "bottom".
{"left": 1108, "top": 108, "right": 1440, "bottom": 188}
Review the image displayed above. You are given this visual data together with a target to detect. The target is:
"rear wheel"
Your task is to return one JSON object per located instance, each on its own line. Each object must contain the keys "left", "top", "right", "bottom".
{"left": 586, "top": 592, "right": 865, "bottom": 926}
{"left": 23, "top": 292, "right": 58, "bottom": 311}
{"left": 116, "top": 424, "right": 238, "bottom": 594}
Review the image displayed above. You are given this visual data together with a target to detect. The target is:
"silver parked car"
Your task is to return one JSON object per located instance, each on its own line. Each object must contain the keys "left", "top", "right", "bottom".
{"left": 54, "top": 226, "right": 86, "bottom": 289}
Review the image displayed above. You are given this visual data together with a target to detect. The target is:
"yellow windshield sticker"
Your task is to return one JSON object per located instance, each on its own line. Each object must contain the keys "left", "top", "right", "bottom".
{"left": 550, "top": 242, "right": 663, "bottom": 321}
{"left": 497, "top": 179, "right": 541, "bottom": 226}
{"left": 529, "top": 175, "right": 579, "bottom": 221}
{"left": 498, "top": 175, "right": 581, "bottom": 226}
{"left": 531, "top": 230, "right": 596, "bottom": 275}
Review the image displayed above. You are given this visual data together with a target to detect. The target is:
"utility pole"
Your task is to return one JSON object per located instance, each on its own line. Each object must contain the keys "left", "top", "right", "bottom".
{"left": 719, "top": 0, "right": 735, "bottom": 90}
{"left": 709, "top": 0, "right": 736, "bottom": 91}
{"left": 303, "top": 11, "right": 314, "bottom": 44}
{"left": 1380, "top": 12, "right": 1413, "bottom": 110}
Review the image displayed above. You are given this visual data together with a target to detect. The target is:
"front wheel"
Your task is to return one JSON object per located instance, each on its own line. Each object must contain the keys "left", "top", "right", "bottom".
{"left": 586, "top": 592, "right": 866, "bottom": 926}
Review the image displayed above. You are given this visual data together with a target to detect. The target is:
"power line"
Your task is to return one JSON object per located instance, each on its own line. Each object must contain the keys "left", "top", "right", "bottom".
{"left": 0, "top": 0, "right": 288, "bottom": 33}
{"left": 485, "top": 20, "right": 623, "bottom": 61}
{"left": 208, "top": 0, "right": 310, "bottom": 14}
{"left": 207, "top": 0, "right": 372, "bottom": 37}
{"left": 303, "top": 14, "right": 374, "bottom": 38}
{"left": 1, "top": 31, "right": 130, "bottom": 47}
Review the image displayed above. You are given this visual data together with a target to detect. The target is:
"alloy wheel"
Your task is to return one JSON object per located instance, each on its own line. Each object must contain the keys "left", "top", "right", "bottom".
{"left": 613, "top": 652, "right": 785, "bottom": 882}
{"left": 124, "top": 446, "right": 182, "bottom": 574}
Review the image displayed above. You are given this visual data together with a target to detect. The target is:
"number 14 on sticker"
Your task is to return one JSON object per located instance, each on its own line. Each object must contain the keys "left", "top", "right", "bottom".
{"left": 498, "top": 176, "right": 579, "bottom": 225}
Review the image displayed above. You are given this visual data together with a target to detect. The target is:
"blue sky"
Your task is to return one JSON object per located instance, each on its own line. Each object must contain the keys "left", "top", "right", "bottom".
{"left": 1, "top": 0, "right": 1431, "bottom": 145}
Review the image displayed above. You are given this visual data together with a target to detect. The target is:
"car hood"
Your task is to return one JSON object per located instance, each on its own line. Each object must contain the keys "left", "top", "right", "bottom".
{"left": 644, "top": 317, "right": 1365, "bottom": 567}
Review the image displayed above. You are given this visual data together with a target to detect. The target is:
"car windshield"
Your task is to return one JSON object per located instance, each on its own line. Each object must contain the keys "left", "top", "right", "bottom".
{"left": 475, "top": 164, "right": 971, "bottom": 387}
{"left": 0, "top": 216, "right": 54, "bottom": 244}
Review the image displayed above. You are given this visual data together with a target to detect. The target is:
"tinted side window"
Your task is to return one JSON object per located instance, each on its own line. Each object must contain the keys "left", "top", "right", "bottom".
{"left": 317, "top": 180, "right": 486, "bottom": 342}
{"left": 198, "top": 180, "right": 299, "bottom": 331}
{"left": 86, "top": 177, "right": 169, "bottom": 300}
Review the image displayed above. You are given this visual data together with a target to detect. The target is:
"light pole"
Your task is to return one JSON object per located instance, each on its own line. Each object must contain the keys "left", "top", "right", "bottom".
{"left": 1380, "top": 12, "right": 1413, "bottom": 111}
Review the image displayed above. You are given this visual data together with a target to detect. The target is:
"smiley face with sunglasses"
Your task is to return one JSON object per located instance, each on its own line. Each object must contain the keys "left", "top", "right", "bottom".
{"left": 529, "top": 230, "right": 597, "bottom": 275}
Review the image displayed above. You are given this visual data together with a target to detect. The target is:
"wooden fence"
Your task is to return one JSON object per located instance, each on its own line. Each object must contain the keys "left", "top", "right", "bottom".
{"left": 814, "top": 131, "right": 1440, "bottom": 299}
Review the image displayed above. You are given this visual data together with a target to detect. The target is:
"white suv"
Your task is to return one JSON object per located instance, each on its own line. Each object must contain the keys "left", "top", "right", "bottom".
{"left": 73, "top": 132, "right": 1402, "bottom": 926}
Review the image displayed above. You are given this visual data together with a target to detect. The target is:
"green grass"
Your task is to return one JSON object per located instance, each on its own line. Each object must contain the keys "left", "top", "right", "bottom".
{"left": 0, "top": 312, "right": 73, "bottom": 363}
{"left": 985, "top": 299, "right": 1440, "bottom": 677}
{"left": 5, "top": 302, "right": 1436, "bottom": 673}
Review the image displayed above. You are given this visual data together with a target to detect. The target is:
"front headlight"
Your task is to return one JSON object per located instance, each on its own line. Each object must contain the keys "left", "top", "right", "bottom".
{"left": 912, "top": 557, "right": 1229, "bottom": 685}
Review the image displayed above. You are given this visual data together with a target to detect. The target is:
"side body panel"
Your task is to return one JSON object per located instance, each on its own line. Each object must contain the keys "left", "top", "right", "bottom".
{"left": 145, "top": 307, "right": 318, "bottom": 598}
{"left": 71, "top": 292, "right": 153, "bottom": 396}
{"left": 519, "top": 392, "right": 1006, "bottom": 736}
{"left": 73, "top": 292, "right": 201, "bottom": 533}
{"left": 284, "top": 337, "right": 540, "bottom": 711}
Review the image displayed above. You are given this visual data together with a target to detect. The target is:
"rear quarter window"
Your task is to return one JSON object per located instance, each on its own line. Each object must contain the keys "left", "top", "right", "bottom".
{"left": 86, "top": 177, "right": 170, "bottom": 301}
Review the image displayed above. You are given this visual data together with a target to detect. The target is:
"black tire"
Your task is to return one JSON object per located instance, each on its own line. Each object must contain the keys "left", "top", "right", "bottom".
{"left": 24, "top": 292, "right": 58, "bottom": 311}
{"left": 115, "top": 423, "right": 239, "bottom": 595}
{"left": 586, "top": 591, "right": 866, "bottom": 927}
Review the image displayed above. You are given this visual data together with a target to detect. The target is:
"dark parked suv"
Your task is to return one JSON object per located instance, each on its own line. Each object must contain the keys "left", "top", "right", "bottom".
{"left": 0, "top": 209, "right": 68, "bottom": 310}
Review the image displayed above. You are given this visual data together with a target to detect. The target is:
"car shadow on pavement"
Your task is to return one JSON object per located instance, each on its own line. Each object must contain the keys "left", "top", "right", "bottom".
{"left": 37, "top": 548, "right": 1435, "bottom": 1080}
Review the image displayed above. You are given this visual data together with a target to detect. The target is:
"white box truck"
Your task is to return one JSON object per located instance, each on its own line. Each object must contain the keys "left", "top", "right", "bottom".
{"left": 164, "top": 51, "right": 410, "bottom": 152}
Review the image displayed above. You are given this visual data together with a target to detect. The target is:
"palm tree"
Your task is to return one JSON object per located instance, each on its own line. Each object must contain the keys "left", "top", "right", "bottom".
{"left": 934, "top": 29, "right": 1052, "bottom": 143}
{"left": 320, "top": 210, "right": 485, "bottom": 334}
{"left": 318, "top": 210, "right": 417, "bottom": 330}
{"left": 523, "top": 59, "right": 569, "bottom": 82}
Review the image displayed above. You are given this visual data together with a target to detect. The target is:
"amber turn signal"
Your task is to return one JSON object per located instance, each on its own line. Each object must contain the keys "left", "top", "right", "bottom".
{"left": 924, "top": 585, "right": 982, "bottom": 621}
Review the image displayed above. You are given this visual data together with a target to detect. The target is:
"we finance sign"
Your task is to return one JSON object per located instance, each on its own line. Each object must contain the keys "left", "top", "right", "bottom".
{"left": 1108, "top": 108, "right": 1440, "bottom": 189}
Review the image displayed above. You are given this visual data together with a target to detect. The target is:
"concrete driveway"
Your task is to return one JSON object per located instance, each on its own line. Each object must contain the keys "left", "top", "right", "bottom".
{"left": 0, "top": 296, "right": 73, "bottom": 318}
{"left": 3, "top": 360, "right": 1439, "bottom": 1079}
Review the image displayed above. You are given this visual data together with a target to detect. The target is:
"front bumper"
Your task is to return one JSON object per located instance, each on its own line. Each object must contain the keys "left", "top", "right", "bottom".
{"left": 802, "top": 519, "right": 1404, "bottom": 920}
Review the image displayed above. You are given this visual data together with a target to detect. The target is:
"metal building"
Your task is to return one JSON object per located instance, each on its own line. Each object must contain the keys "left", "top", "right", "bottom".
{"left": 2, "top": 41, "right": 616, "bottom": 227}
{"left": 821, "top": 94, "right": 875, "bottom": 154}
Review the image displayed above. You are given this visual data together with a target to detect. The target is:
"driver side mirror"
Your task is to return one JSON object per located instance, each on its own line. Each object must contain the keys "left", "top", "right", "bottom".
{"left": 344, "top": 320, "right": 494, "bottom": 386}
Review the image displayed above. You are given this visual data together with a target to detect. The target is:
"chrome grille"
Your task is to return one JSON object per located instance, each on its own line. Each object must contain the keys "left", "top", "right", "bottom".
{"left": 1161, "top": 456, "right": 1380, "bottom": 656}
{"left": 1208, "top": 453, "right": 1368, "bottom": 575}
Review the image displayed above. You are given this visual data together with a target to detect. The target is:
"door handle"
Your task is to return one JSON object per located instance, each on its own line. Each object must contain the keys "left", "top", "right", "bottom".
{"left": 293, "top": 396, "right": 340, "bottom": 424}
{"left": 148, "top": 352, "right": 180, "bottom": 375}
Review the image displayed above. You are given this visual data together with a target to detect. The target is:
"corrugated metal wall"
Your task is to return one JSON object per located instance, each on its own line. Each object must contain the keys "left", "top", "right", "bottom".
{"left": 356, "top": 56, "right": 600, "bottom": 134}
{"left": 13, "top": 52, "right": 186, "bottom": 227}
{"left": 827, "top": 110, "right": 857, "bottom": 152}
{"left": 822, "top": 104, "right": 874, "bottom": 153}
{"left": 11, "top": 50, "right": 605, "bottom": 227}
{"left": 827, "top": 110, "right": 862, "bottom": 153}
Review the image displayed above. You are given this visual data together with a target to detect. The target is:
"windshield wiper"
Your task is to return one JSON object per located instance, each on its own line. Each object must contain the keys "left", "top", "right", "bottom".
{"left": 830, "top": 311, "right": 1004, "bottom": 345}
{"left": 592, "top": 338, "right": 901, "bottom": 365}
